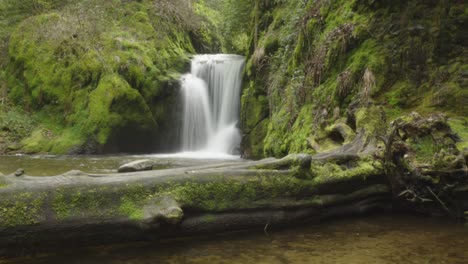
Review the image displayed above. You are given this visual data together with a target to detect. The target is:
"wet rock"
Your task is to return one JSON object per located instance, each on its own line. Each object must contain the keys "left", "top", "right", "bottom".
{"left": 14, "top": 168, "right": 25, "bottom": 177}
{"left": 141, "top": 195, "right": 184, "bottom": 228}
{"left": 118, "top": 159, "right": 154, "bottom": 173}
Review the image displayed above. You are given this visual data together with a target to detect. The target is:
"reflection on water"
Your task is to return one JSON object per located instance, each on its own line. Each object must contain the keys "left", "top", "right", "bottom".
{"left": 4, "top": 214, "right": 468, "bottom": 264}
{"left": 0, "top": 154, "right": 241, "bottom": 176}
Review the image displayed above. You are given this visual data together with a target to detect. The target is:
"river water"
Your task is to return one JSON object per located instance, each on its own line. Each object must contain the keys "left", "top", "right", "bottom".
{"left": 0, "top": 153, "right": 241, "bottom": 176}
{"left": 2, "top": 214, "right": 467, "bottom": 264}
{"left": 1, "top": 155, "right": 467, "bottom": 263}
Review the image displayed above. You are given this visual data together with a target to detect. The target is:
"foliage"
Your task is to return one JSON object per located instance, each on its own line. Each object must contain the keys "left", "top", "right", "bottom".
{"left": 0, "top": 105, "right": 36, "bottom": 141}
{"left": 241, "top": 0, "right": 467, "bottom": 158}
{"left": 0, "top": 0, "right": 223, "bottom": 154}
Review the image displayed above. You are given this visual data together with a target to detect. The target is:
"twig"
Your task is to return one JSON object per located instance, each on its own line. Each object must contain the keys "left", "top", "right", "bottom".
{"left": 264, "top": 219, "right": 270, "bottom": 236}
{"left": 426, "top": 186, "right": 453, "bottom": 217}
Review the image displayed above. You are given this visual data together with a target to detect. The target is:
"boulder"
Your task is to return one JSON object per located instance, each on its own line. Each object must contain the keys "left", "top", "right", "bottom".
{"left": 118, "top": 159, "right": 154, "bottom": 173}
{"left": 14, "top": 168, "right": 24, "bottom": 177}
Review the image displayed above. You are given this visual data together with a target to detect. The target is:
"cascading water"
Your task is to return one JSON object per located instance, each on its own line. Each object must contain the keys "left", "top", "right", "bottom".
{"left": 180, "top": 54, "right": 245, "bottom": 155}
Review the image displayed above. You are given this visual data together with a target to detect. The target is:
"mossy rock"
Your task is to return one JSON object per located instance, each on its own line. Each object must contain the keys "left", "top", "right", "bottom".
{"left": 2, "top": 0, "right": 217, "bottom": 154}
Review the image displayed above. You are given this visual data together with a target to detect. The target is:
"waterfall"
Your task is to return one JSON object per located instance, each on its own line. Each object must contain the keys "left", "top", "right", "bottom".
{"left": 180, "top": 54, "right": 245, "bottom": 154}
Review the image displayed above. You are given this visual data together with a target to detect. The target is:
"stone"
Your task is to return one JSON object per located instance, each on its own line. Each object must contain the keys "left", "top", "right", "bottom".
{"left": 14, "top": 168, "right": 24, "bottom": 177}
{"left": 118, "top": 159, "right": 154, "bottom": 173}
{"left": 142, "top": 196, "right": 184, "bottom": 226}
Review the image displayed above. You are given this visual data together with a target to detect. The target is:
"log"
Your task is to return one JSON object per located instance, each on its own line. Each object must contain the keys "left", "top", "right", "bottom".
{"left": 0, "top": 154, "right": 392, "bottom": 256}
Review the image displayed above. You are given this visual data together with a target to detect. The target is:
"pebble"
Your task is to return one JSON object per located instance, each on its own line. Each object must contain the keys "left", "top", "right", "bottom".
{"left": 14, "top": 168, "right": 25, "bottom": 177}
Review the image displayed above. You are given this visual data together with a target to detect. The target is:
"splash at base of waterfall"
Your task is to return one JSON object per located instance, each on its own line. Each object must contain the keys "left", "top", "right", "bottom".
{"left": 180, "top": 54, "right": 245, "bottom": 156}
{"left": 149, "top": 151, "right": 241, "bottom": 160}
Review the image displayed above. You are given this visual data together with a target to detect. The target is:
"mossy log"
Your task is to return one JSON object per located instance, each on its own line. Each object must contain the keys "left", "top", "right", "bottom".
{"left": 0, "top": 154, "right": 391, "bottom": 256}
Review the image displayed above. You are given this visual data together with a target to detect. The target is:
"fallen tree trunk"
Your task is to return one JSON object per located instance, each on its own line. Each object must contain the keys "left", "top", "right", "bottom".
{"left": 0, "top": 153, "right": 391, "bottom": 256}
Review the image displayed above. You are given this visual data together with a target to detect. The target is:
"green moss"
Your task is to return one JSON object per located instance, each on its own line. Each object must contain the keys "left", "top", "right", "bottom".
{"left": 0, "top": 192, "right": 45, "bottom": 226}
{"left": 166, "top": 173, "right": 314, "bottom": 211}
{"left": 2, "top": 0, "right": 206, "bottom": 154}
{"left": 117, "top": 184, "right": 154, "bottom": 220}
{"left": 241, "top": 0, "right": 466, "bottom": 158}
{"left": 412, "top": 136, "right": 438, "bottom": 163}
{"left": 51, "top": 192, "right": 71, "bottom": 220}
{"left": 240, "top": 81, "right": 270, "bottom": 158}
{"left": 311, "top": 159, "right": 383, "bottom": 184}
{"left": 448, "top": 118, "right": 468, "bottom": 150}
{"left": 52, "top": 187, "right": 118, "bottom": 220}
{"left": 87, "top": 74, "right": 156, "bottom": 145}
{"left": 0, "top": 106, "right": 36, "bottom": 141}
{"left": 355, "top": 106, "right": 386, "bottom": 137}
{"left": 119, "top": 197, "right": 144, "bottom": 221}
{"left": 325, "top": 123, "right": 356, "bottom": 143}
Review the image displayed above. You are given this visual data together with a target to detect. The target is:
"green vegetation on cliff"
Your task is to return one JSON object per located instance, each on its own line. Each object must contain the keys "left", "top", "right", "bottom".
{"left": 0, "top": 0, "right": 221, "bottom": 154}
{"left": 0, "top": 0, "right": 466, "bottom": 157}
{"left": 241, "top": 0, "right": 467, "bottom": 158}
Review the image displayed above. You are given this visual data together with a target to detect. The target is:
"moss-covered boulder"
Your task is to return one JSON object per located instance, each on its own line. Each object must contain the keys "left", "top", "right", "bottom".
{"left": 0, "top": 0, "right": 223, "bottom": 154}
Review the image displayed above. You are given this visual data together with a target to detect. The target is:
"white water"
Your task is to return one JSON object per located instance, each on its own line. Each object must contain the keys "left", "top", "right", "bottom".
{"left": 180, "top": 54, "right": 245, "bottom": 155}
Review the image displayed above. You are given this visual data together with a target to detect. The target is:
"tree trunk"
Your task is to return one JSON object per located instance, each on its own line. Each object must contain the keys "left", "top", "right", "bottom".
{"left": 0, "top": 154, "right": 391, "bottom": 256}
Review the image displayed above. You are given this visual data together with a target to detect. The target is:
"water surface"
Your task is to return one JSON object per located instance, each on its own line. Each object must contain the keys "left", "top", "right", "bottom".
{"left": 3, "top": 214, "right": 467, "bottom": 264}
{"left": 0, "top": 153, "right": 241, "bottom": 176}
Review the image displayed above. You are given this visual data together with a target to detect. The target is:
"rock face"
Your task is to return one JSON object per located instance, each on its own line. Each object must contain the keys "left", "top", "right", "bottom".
{"left": 240, "top": 0, "right": 467, "bottom": 159}
{"left": 118, "top": 160, "right": 155, "bottom": 173}
{"left": 0, "top": 1, "right": 220, "bottom": 155}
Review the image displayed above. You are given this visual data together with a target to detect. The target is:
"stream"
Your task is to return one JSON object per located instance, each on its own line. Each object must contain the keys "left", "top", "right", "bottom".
{"left": 0, "top": 153, "right": 241, "bottom": 176}
{"left": 1, "top": 155, "right": 467, "bottom": 263}
{"left": 2, "top": 213, "right": 467, "bottom": 264}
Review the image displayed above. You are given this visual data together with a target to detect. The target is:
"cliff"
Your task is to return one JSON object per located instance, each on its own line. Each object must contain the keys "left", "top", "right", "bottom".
{"left": 240, "top": 0, "right": 467, "bottom": 159}
{"left": 0, "top": 0, "right": 220, "bottom": 154}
